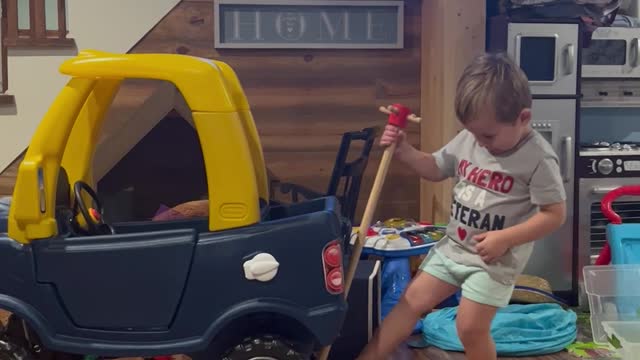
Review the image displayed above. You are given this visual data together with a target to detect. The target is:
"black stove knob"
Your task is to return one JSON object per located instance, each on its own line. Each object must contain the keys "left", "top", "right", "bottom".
{"left": 598, "top": 158, "right": 614, "bottom": 175}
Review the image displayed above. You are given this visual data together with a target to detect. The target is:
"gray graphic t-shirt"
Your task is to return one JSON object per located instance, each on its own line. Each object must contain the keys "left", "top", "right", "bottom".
{"left": 431, "top": 129, "right": 566, "bottom": 285}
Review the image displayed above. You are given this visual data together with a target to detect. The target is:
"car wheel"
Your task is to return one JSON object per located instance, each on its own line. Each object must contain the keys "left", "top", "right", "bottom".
{"left": 222, "top": 335, "right": 307, "bottom": 360}
{"left": 4, "top": 315, "right": 81, "bottom": 360}
{"left": 0, "top": 324, "right": 33, "bottom": 360}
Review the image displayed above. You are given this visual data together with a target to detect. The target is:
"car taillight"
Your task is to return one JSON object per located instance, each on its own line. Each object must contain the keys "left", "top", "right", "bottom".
{"left": 322, "top": 240, "right": 344, "bottom": 295}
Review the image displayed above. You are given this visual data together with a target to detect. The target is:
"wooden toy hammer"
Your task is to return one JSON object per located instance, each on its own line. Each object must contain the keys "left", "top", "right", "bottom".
{"left": 316, "top": 104, "right": 421, "bottom": 360}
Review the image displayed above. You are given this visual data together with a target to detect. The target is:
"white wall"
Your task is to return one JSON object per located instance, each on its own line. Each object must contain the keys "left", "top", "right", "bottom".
{"left": 620, "top": 0, "right": 640, "bottom": 17}
{"left": 0, "top": 0, "right": 180, "bottom": 171}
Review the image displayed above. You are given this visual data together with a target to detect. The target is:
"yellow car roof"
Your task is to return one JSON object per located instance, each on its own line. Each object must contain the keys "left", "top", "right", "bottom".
{"left": 59, "top": 50, "right": 236, "bottom": 113}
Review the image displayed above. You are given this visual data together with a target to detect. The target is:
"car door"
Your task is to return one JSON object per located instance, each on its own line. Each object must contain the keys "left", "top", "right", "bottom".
{"left": 33, "top": 229, "right": 196, "bottom": 331}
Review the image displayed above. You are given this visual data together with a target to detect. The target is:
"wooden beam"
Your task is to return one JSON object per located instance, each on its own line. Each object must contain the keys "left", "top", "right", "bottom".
{"left": 57, "top": 0, "right": 67, "bottom": 38}
{"left": 93, "top": 82, "right": 177, "bottom": 182}
{"left": 1, "top": 0, "right": 7, "bottom": 93}
{"left": 0, "top": 151, "right": 25, "bottom": 197}
{"left": 420, "top": 0, "right": 486, "bottom": 223}
{"left": 5, "top": 0, "right": 18, "bottom": 44}
{"left": 32, "top": 0, "right": 45, "bottom": 39}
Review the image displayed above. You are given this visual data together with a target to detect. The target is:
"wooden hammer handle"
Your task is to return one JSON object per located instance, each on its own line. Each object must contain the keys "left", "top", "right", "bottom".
{"left": 316, "top": 142, "right": 396, "bottom": 360}
{"left": 344, "top": 143, "right": 394, "bottom": 295}
{"left": 317, "top": 104, "right": 419, "bottom": 360}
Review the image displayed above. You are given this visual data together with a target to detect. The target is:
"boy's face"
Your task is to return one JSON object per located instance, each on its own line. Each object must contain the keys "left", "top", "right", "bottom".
{"left": 463, "top": 108, "right": 532, "bottom": 155}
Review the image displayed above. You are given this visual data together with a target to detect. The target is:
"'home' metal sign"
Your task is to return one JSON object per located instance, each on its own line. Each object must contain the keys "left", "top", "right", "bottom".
{"left": 213, "top": 0, "right": 404, "bottom": 49}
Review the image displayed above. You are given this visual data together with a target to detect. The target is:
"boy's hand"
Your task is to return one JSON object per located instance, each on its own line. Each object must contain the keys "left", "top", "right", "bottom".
{"left": 380, "top": 124, "right": 410, "bottom": 155}
{"left": 473, "top": 230, "right": 511, "bottom": 264}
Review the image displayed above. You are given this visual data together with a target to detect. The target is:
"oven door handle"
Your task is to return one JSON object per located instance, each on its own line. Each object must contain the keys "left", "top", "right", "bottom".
{"left": 562, "top": 136, "right": 573, "bottom": 183}
{"left": 592, "top": 186, "right": 620, "bottom": 195}
{"left": 514, "top": 35, "right": 522, "bottom": 66}
{"left": 563, "top": 43, "right": 575, "bottom": 75}
{"left": 630, "top": 38, "right": 640, "bottom": 68}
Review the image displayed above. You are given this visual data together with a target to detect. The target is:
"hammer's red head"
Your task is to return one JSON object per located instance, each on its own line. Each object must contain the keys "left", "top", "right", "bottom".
{"left": 387, "top": 103, "right": 412, "bottom": 129}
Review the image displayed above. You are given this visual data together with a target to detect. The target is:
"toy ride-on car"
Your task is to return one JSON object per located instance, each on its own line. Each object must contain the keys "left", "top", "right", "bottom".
{"left": 0, "top": 50, "right": 351, "bottom": 360}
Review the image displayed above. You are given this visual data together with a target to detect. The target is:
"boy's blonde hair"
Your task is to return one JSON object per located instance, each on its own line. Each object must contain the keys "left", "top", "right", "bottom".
{"left": 455, "top": 52, "right": 532, "bottom": 124}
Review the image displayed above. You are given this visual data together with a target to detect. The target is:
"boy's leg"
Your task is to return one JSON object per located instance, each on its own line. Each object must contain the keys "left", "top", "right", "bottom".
{"left": 357, "top": 251, "right": 460, "bottom": 360}
{"left": 456, "top": 297, "right": 498, "bottom": 360}
{"left": 456, "top": 270, "right": 514, "bottom": 360}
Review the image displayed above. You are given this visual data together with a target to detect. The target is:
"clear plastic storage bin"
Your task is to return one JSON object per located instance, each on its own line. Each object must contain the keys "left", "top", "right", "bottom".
{"left": 602, "top": 321, "right": 640, "bottom": 360}
{"left": 583, "top": 265, "right": 640, "bottom": 345}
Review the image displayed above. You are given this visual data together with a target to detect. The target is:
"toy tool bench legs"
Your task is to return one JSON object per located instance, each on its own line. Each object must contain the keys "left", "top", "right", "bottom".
{"left": 0, "top": 50, "right": 355, "bottom": 360}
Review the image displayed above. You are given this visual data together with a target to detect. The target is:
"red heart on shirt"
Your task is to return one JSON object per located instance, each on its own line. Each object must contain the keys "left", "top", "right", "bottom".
{"left": 457, "top": 227, "right": 467, "bottom": 241}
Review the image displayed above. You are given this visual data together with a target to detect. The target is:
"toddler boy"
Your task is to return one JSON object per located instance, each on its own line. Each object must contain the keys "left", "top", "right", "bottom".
{"left": 357, "top": 52, "right": 567, "bottom": 360}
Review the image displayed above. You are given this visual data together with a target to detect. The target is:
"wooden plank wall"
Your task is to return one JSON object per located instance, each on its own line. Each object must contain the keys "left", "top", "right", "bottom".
{"left": 128, "top": 0, "right": 423, "bottom": 223}
{"left": 0, "top": 153, "right": 23, "bottom": 197}
{"left": 420, "top": 0, "right": 486, "bottom": 223}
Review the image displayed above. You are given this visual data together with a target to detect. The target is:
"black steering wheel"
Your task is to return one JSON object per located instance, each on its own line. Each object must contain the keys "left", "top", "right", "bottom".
{"left": 73, "top": 181, "right": 114, "bottom": 235}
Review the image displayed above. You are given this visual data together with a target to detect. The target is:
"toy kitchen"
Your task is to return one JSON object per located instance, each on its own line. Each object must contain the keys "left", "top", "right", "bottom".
{"left": 577, "top": 24, "right": 640, "bottom": 305}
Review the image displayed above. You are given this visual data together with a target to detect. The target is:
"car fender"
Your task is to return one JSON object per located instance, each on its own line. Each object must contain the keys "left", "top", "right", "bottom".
{"left": 0, "top": 294, "right": 52, "bottom": 344}
{"left": 204, "top": 298, "right": 346, "bottom": 347}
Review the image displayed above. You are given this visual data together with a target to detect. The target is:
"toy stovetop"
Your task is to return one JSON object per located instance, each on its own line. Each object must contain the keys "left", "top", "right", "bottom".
{"left": 350, "top": 218, "right": 447, "bottom": 258}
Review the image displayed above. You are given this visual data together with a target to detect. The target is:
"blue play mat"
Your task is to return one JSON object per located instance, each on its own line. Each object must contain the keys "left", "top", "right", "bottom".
{"left": 409, "top": 303, "right": 577, "bottom": 356}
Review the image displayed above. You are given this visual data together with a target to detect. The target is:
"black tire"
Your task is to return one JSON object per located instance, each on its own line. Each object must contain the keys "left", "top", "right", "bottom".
{"left": 222, "top": 335, "right": 307, "bottom": 360}
{"left": 4, "top": 315, "right": 81, "bottom": 360}
{"left": 0, "top": 323, "right": 33, "bottom": 360}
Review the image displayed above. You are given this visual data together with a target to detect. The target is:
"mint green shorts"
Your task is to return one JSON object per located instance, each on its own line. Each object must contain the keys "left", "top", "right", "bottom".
{"left": 419, "top": 249, "right": 514, "bottom": 308}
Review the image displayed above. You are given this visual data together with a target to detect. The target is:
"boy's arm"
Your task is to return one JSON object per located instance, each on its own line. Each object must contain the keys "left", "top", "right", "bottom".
{"left": 503, "top": 153, "right": 567, "bottom": 247}
{"left": 396, "top": 144, "right": 448, "bottom": 182}
{"left": 500, "top": 201, "right": 566, "bottom": 247}
{"left": 474, "top": 155, "right": 566, "bottom": 263}
{"left": 507, "top": 153, "right": 567, "bottom": 245}
{"left": 395, "top": 130, "right": 467, "bottom": 182}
